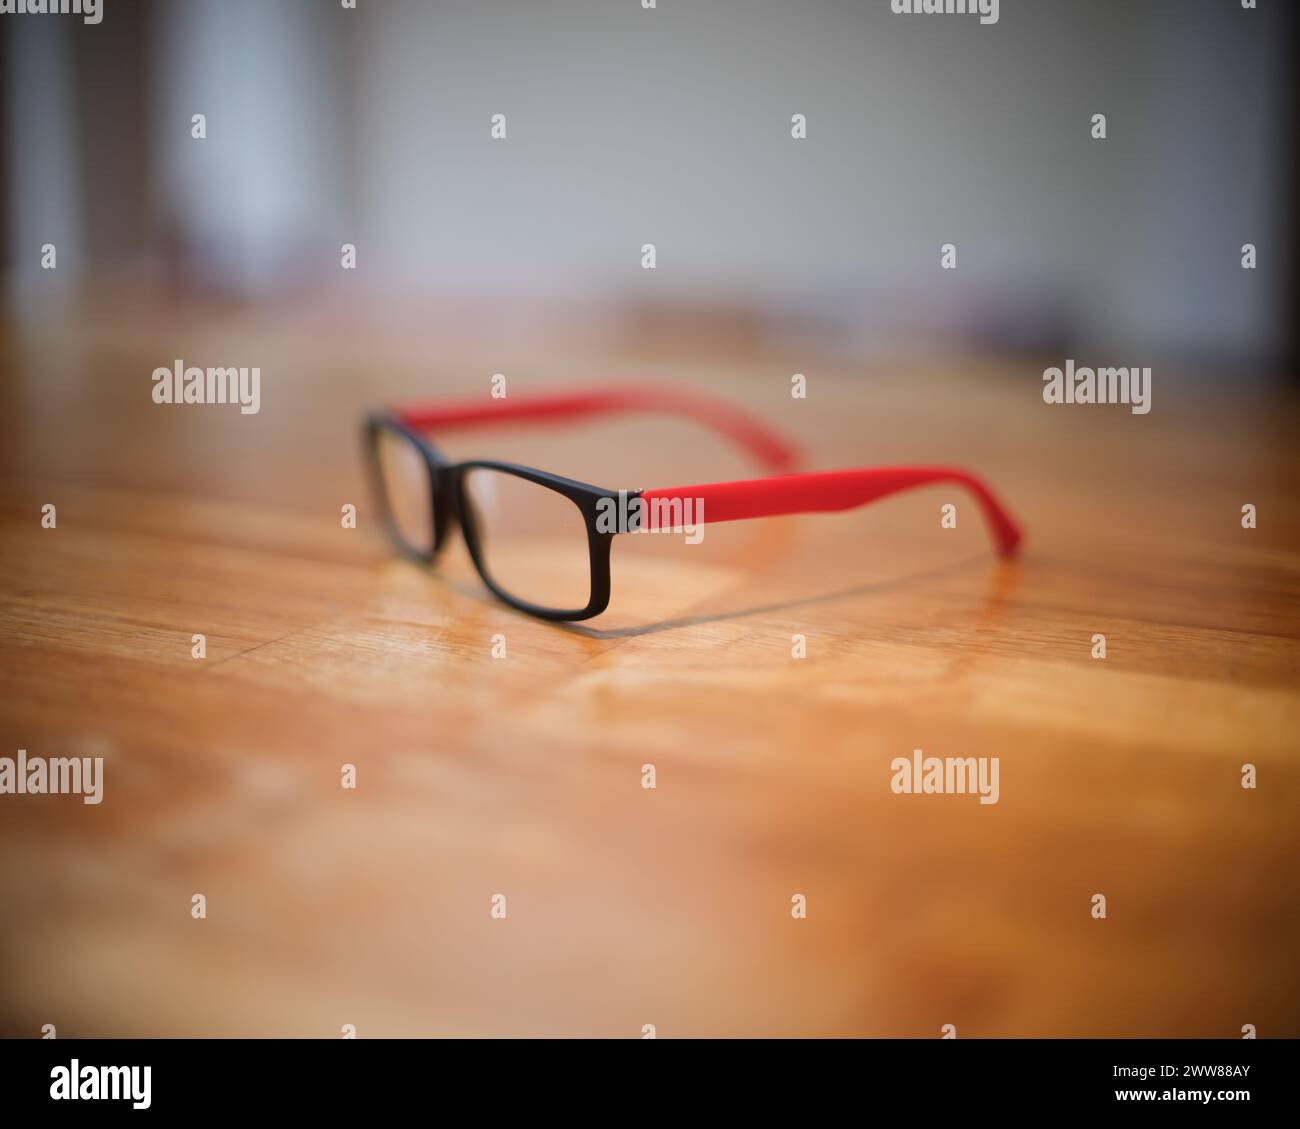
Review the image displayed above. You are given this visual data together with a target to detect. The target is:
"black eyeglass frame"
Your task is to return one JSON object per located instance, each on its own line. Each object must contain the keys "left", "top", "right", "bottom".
{"left": 363, "top": 412, "right": 622, "bottom": 621}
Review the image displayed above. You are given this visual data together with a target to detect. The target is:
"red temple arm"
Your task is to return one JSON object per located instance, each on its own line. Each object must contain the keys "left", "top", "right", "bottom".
{"left": 639, "top": 467, "right": 1023, "bottom": 556}
{"left": 396, "top": 386, "right": 799, "bottom": 472}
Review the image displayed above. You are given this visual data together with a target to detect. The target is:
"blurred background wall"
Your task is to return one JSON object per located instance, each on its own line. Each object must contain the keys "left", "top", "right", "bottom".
{"left": 2, "top": 0, "right": 1296, "bottom": 368}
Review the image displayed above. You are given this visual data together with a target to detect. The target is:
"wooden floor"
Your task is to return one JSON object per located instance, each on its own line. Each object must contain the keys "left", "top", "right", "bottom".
{"left": 1, "top": 296, "right": 1297, "bottom": 1037}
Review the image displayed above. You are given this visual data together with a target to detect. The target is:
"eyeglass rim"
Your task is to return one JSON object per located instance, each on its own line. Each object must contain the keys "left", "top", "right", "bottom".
{"left": 363, "top": 411, "right": 617, "bottom": 620}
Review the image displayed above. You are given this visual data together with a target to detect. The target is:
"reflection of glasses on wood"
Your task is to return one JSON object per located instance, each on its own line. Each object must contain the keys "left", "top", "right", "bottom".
{"left": 363, "top": 386, "right": 1023, "bottom": 621}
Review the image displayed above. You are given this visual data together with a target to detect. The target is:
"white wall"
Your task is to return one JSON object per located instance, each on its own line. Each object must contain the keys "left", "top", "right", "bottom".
{"left": 350, "top": 0, "right": 1292, "bottom": 359}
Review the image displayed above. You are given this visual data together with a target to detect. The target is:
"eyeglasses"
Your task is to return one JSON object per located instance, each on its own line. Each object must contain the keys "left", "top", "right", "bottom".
{"left": 362, "top": 386, "right": 1023, "bottom": 621}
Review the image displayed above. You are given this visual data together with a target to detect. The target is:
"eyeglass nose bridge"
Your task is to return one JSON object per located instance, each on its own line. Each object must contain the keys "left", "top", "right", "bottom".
{"left": 429, "top": 463, "right": 461, "bottom": 556}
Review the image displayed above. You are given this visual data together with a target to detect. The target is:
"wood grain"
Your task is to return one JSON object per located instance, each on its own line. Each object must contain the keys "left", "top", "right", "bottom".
{"left": 1, "top": 298, "right": 1297, "bottom": 1037}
